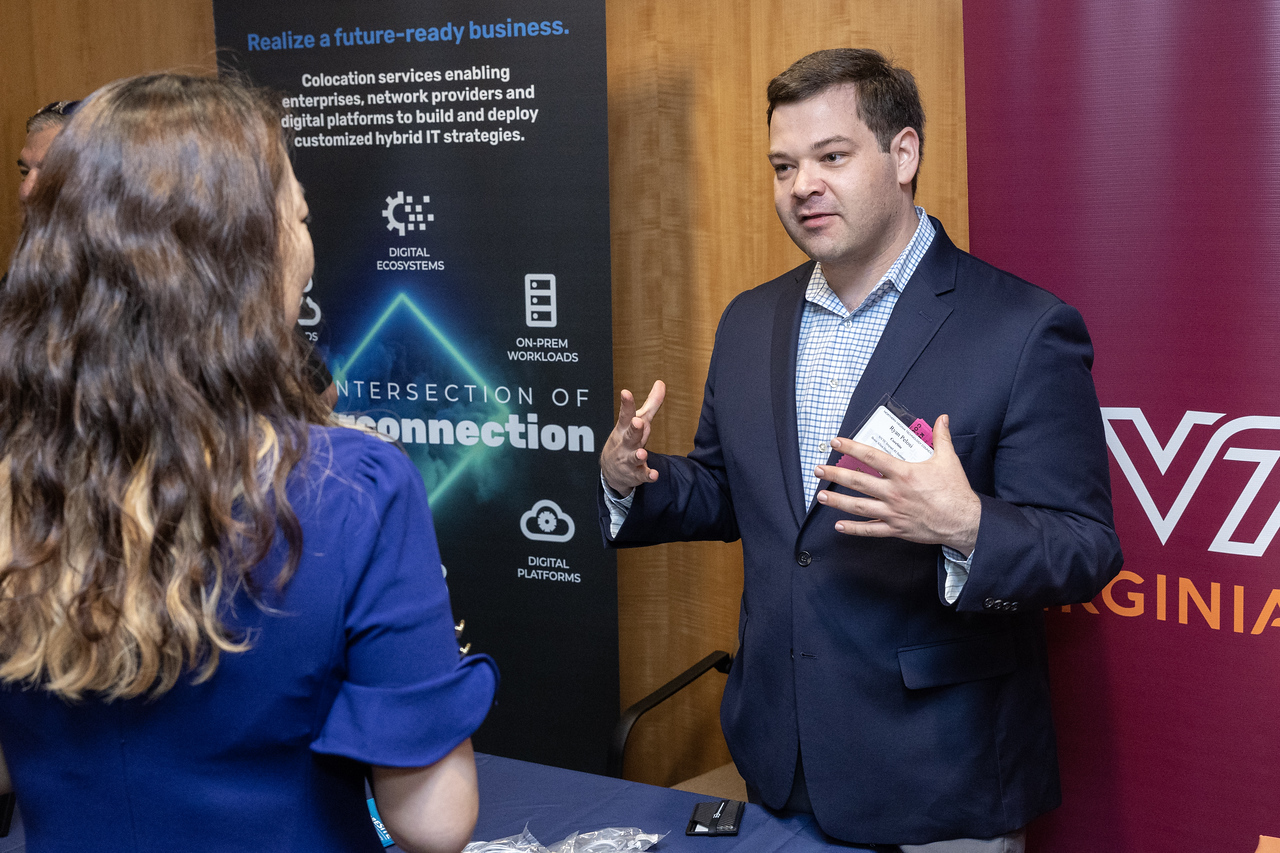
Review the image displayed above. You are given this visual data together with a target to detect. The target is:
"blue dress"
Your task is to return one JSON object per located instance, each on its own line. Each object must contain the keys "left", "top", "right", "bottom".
{"left": 0, "top": 426, "right": 498, "bottom": 851}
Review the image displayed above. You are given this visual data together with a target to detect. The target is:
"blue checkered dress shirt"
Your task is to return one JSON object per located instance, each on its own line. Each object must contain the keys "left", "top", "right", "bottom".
{"left": 795, "top": 207, "right": 934, "bottom": 506}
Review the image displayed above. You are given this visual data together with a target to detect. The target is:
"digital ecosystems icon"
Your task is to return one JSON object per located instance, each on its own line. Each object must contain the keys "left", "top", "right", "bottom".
{"left": 520, "top": 499, "right": 575, "bottom": 543}
{"left": 382, "top": 191, "right": 433, "bottom": 236}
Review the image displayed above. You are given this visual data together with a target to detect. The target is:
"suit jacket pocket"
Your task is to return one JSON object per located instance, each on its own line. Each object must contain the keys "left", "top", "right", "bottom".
{"left": 950, "top": 432, "right": 977, "bottom": 457}
{"left": 897, "top": 630, "right": 1017, "bottom": 689}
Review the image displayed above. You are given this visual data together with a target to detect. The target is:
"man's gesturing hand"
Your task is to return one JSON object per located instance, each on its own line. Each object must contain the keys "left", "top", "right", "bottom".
{"left": 814, "top": 414, "right": 982, "bottom": 556}
{"left": 600, "top": 380, "right": 667, "bottom": 497}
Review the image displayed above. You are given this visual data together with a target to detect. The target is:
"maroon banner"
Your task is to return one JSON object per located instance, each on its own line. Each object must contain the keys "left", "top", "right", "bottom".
{"left": 964, "top": 3, "right": 1280, "bottom": 850}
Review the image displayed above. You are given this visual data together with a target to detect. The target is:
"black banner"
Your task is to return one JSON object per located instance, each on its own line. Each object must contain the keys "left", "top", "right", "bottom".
{"left": 213, "top": 0, "right": 617, "bottom": 773}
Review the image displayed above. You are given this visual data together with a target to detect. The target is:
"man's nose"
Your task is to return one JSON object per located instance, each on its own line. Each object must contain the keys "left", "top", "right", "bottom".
{"left": 792, "top": 162, "right": 823, "bottom": 198}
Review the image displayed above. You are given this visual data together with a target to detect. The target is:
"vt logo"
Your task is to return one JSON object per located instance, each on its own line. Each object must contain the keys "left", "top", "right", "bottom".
{"left": 1103, "top": 408, "right": 1280, "bottom": 556}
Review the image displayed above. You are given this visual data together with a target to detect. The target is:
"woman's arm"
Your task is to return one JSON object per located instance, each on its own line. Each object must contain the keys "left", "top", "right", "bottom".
{"left": 371, "top": 738, "right": 478, "bottom": 853}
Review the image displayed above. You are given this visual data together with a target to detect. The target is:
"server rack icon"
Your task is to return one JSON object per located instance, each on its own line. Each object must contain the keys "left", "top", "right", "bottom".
{"left": 525, "top": 274, "right": 557, "bottom": 327}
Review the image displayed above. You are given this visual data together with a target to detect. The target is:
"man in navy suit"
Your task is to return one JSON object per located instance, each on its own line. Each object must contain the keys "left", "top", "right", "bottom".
{"left": 599, "top": 49, "right": 1122, "bottom": 850}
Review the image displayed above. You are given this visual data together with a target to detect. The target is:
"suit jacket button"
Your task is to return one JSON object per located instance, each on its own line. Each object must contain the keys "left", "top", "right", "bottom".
{"left": 1007, "top": 601, "right": 1019, "bottom": 612}
{"left": 797, "top": 551, "right": 812, "bottom": 567}
{"left": 984, "top": 598, "right": 996, "bottom": 609}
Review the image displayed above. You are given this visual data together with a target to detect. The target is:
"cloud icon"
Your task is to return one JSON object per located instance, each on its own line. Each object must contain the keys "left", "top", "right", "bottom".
{"left": 520, "top": 499, "right": 575, "bottom": 542}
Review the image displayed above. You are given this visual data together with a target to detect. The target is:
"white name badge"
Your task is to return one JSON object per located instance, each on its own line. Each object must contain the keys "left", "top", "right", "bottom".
{"left": 852, "top": 404, "right": 934, "bottom": 463}
{"left": 835, "top": 396, "right": 935, "bottom": 478}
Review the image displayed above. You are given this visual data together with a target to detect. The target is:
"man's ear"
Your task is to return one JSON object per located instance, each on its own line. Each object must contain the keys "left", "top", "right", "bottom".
{"left": 890, "top": 126, "right": 920, "bottom": 190}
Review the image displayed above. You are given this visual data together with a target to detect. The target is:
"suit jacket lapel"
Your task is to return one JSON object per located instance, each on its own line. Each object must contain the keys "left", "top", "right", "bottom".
{"left": 771, "top": 262, "right": 813, "bottom": 527}
{"left": 811, "top": 220, "right": 961, "bottom": 512}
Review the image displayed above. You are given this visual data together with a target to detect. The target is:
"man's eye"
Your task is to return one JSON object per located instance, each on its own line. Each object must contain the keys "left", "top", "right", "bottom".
{"left": 772, "top": 163, "right": 792, "bottom": 175}
{"left": 18, "top": 167, "right": 29, "bottom": 178}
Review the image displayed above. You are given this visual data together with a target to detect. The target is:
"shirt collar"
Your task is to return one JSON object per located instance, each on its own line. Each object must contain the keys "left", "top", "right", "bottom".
{"left": 805, "top": 206, "right": 935, "bottom": 315}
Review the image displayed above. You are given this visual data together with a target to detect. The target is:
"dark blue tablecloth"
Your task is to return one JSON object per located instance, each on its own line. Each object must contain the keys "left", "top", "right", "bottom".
{"left": 473, "top": 753, "right": 836, "bottom": 852}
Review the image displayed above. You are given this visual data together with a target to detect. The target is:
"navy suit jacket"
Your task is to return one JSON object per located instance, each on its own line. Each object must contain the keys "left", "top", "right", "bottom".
{"left": 601, "top": 221, "right": 1122, "bottom": 845}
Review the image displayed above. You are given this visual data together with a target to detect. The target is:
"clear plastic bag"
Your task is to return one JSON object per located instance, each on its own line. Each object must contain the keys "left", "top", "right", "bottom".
{"left": 464, "top": 826, "right": 549, "bottom": 853}
{"left": 464, "top": 825, "right": 666, "bottom": 853}
{"left": 548, "top": 827, "right": 666, "bottom": 853}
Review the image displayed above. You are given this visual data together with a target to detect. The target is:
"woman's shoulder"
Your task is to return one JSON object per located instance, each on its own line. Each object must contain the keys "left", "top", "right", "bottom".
{"left": 296, "top": 425, "right": 425, "bottom": 513}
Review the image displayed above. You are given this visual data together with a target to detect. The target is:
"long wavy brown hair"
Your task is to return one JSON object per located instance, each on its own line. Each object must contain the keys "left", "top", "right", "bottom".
{"left": 0, "top": 74, "right": 329, "bottom": 700}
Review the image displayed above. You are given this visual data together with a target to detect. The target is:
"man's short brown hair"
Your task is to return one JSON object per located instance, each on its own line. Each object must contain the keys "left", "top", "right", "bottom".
{"left": 767, "top": 49, "right": 924, "bottom": 193}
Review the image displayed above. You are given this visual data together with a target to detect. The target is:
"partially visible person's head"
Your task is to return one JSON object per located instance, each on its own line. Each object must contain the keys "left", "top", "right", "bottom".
{"left": 767, "top": 48, "right": 924, "bottom": 194}
{"left": 18, "top": 100, "right": 80, "bottom": 203}
{"left": 0, "top": 74, "right": 322, "bottom": 700}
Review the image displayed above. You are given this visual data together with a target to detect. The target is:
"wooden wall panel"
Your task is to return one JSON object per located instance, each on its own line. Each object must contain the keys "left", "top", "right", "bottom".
{"left": 0, "top": 0, "right": 964, "bottom": 791}
{"left": 0, "top": 0, "right": 216, "bottom": 263}
{"left": 605, "top": 0, "right": 968, "bottom": 786}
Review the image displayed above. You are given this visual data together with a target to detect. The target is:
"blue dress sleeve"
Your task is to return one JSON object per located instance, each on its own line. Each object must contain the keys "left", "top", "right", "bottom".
{"left": 310, "top": 434, "right": 498, "bottom": 767}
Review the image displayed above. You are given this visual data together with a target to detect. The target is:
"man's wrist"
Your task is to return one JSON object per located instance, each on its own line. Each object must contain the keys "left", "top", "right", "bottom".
{"left": 602, "top": 476, "right": 634, "bottom": 499}
{"left": 942, "top": 494, "right": 982, "bottom": 557}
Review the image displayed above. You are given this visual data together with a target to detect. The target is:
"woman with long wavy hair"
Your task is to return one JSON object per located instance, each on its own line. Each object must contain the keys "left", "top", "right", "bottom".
{"left": 0, "top": 73, "right": 497, "bottom": 853}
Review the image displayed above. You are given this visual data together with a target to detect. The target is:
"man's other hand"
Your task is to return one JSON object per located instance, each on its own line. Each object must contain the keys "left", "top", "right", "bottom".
{"left": 600, "top": 380, "right": 667, "bottom": 497}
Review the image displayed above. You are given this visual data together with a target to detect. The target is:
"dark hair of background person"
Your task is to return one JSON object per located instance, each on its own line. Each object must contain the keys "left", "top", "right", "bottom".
{"left": 25, "top": 100, "right": 81, "bottom": 135}
{"left": 766, "top": 48, "right": 925, "bottom": 193}
{"left": 0, "top": 74, "right": 330, "bottom": 701}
